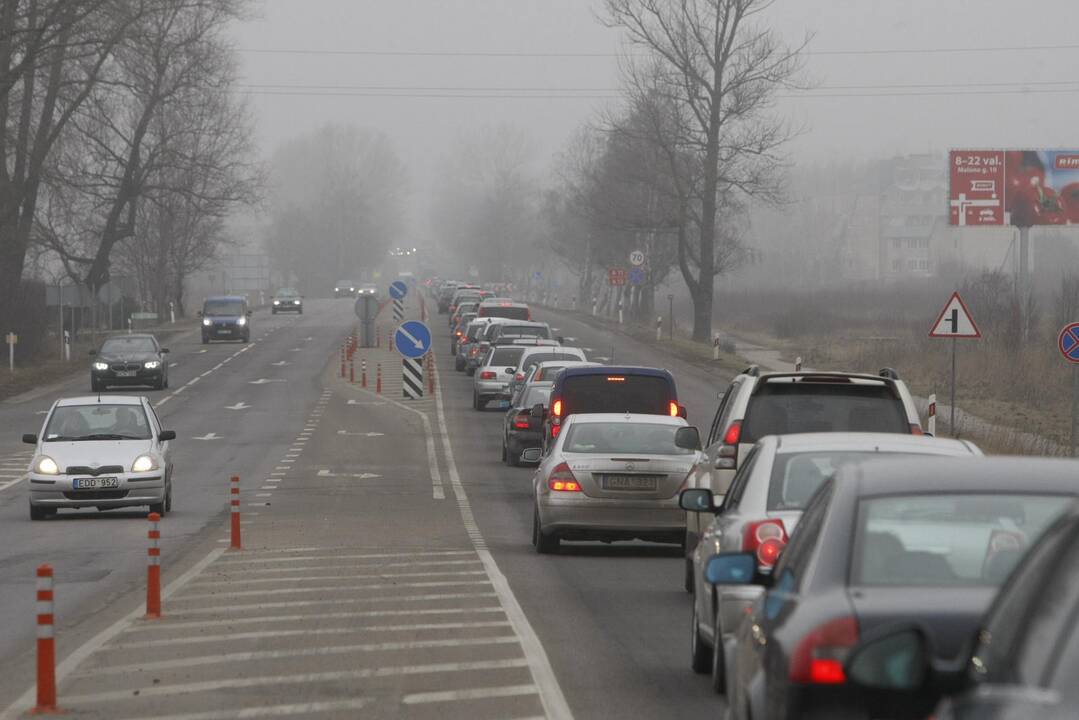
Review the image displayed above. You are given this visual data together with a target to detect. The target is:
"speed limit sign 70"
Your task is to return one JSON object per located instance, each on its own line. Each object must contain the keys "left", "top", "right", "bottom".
{"left": 629, "top": 250, "right": 645, "bottom": 267}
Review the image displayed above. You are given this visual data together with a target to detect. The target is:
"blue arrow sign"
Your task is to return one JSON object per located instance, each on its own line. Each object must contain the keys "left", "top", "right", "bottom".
{"left": 629, "top": 268, "right": 646, "bottom": 285}
{"left": 395, "top": 321, "right": 431, "bottom": 359}
{"left": 389, "top": 280, "right": 408, "bottom": 300}
{"left": 1059, "top": 323, "right": 1079, "bottom": 364}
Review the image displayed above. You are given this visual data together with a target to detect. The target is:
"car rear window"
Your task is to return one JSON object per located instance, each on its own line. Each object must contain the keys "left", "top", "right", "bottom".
{"left": 767, "top": 451, "right": 877, "bottom": 511}
{"left": 536, "top": 366, "right": 568, "bottom": 381}
{"left": 523, "top": 386, "right": 551, "bottom": 408}
{"left": 479, "top": 305, "right": 530, "bottom": 320}
{"left": 561, "top": 374, "right": 672, "bottom": 415}
{"left": 742, "top": 382, "right": 908, "bottom": 444}
{"left": 490, "top": 348, "right": 526, "bottom": 366}
{"left": 563, "top": 422, "right": 692, "bottom": 455}
{"left": 521, "top": 352, "right": 576, "bottom": 370}
{"left": 853, "top": 494, "right": 1067, "bottom": 587}
{"left": 498, "top": 325, "right": 549, "bottom": 339}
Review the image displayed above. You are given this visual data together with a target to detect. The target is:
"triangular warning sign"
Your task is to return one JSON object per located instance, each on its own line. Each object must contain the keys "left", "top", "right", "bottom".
{"left": 929, "top": 292, "right": 981, "bottom": 338}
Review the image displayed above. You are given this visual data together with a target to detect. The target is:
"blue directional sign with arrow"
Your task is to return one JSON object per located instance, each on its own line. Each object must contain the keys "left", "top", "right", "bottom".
{"left": 395, "top": 321, "right": 432, "bottom": 359}
{"left": 389, "top": 280, "right": 408, "bottom": 300}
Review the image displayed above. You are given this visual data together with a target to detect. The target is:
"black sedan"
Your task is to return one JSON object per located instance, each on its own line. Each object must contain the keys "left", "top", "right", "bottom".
{"left": 90, "top": 334, "right": 170, "bottom": 391}
{"left": 501, "top": 384, "right": 549, "bottom": 466}
{"left": 709, "top": 456, "right": 1079, "bottom": 720}
{"left": 271, "top": 288, "right": 303, "bottom": 314}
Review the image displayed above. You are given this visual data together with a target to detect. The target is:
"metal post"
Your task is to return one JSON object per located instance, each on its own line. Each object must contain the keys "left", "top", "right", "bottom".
{"left": 1072, "top": 366, "right": 1078, "bottom": 458}
{"left": 1018, "top": 226, "right": 1030, "bottom": 343}
{"left": 667, "top": 295, "right": 674, "bottom": 339}
{"left": 950, "top": 337, "right": 957, "bottom": 438}
{"left": 58, "top": 283, "right": 64, "bottom": 361}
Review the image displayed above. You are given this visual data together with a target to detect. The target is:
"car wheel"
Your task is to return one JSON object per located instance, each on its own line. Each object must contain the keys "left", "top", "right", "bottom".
{"left": 465, "top": 367, "right": 475, "bottom": 377}
{"left": 298, "top": 308, "right": 303, "bottom": 315}
{"left": 163, "top": 373, "right": 169, "bottom": 389}
{"left": 201, "top": 336, "right": 209, "bottom": 345}
{"left": 271, "top": 309, "right": 277, "bottom": 315}
{"left": 455, "top": 356, "right": 465, "bottom": 372}
{"left": 149, "top": 496, "right": 166, "bottom": 516}
{"left": 533, "top": 507, "right": 559, "bottom": 554}
{"left": 164, "top": 481, "right": 173, "bottom": 513}
{"left": 506, "top": 445, "right": 520, "bottom": 467}
{"left": 684, "top": 555, "right": 695, "bottom": 594}
{"left": 153, "top": 375, "right": 165, "bottom": 391}
{"left": 473, "top": 393, "right": 485, "bottom": 411}
{"left": 711, "top": 604, "right": 727, "bottom": 694}
{"left": 501, "top": 441, "right": 507, "bottom": 463}
{"left": 91, "top": 377, "right": 103, "bottom": 393}
{"left": 29, "top": 504, "right": 50, "bottom": 521}
{"left": 691, "top": 601, "right": 713, "bottom": 673}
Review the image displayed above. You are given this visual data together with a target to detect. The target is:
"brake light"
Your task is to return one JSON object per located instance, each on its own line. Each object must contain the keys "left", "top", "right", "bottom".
{"left": 552, "top": 399, "right": 562, "bottom": 417}
{"left": 480, "top": 371, "right": 496, "bottom": 380}
{"left": 606, "top": 376, "right": 626, "bottom": 382}
{"left": 669, "top": 401, "right": 679, "bottom": 417}
{"left": 455, "top": 330, "right": 463, "bottom": 337}
{"left": 789, "top": 616, "right": 859, "bottom": 685}
{"left": 513, "top": 412, "right": 531, "bottom": 430}
{"left": 743, "top": 519, "right": 788, "bottom": 567}
{"left": 547, "top": 462, "right": 580, "bottom": 492}
{"left": 723, "top": 421, "right": 742, "bottom": 446}
{"left": 515, "top": 372, "right": 525, "bottom": 382}
{"left": 909, "top": 424, "right": 923, "bottom": 435}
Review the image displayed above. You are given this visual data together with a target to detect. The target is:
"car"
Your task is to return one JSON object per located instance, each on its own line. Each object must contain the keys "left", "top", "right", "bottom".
{"left": 505, "top": 346, "right": 589, "bottom": 399}
{"left": 477, "top": 299, "right": 531, "bottom": 320}
{"left": 438, "top": 282, "right": 469, "bottom": 313}
{"left": 502, "top": 384, "right": 551, "bottom": 466}
{"left": 714, "top": 456, "right": 1079, "bottom": 720}
{"left": 844, "top": 496, "right": 1079, "bottom": 720}
{"left": 334, "top": 280, "right": 359, "bottom": 298}
{"left": 527, "top": 413, "right": 696, "bottom": 553}
{"left": 679, "top": 432, "right": 983, "bottom": 694}
{"left": 450, "top": 300, "right": 481, "bottom": 330}
{"left": 23, "top": 395, "right": 176, "bottom": 520}
{"left": 683, "top": 366, "right": 923, "bottom": 592}
{"left": 487, "top": 320, "right": 556, "bottom": 344}
{"left": 448, "top": 288, "right": 485, "bottom": 319}
{"left": 457, "top": 318, "right": 494, "bottom": 371}
{"left": 472, "top": 344, "right": 527, "bottom": 410}
{"left": 89, "top": 334, "right": 170, "bottom": 392}
{"left": 271, "top": 288, "right": 303, "bottom": 314}
{"left": 356, "top": 283, "right": 378, "bottom": 297}
{"left": 537, "top": 365, "right": 685, "bottom": 447}
{"left": 199, "top": 295, "right": 251, "bottom": 343}
{"left": 450, "top": 312, "right": 478, "bottom": 355}
{"left": 510, "top": 360, "right": 602, "bottom": 406}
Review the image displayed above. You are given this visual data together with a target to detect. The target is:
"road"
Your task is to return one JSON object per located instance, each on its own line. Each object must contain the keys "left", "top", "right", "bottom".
{"left": 0, "top": 297, "right": 735, "bottom": 718}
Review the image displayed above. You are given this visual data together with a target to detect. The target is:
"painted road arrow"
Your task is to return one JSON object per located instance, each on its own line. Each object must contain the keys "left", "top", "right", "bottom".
{"left": 316, "top": 469, "right": 382, "bottom": 479}
{"left": 337, "top": 431, "right": 385, "bottom": 437}
{"left": 193, "top": 433, "right": 222, "bottom": 441}
{"left": 271, "top": 361, "right": 289, "bottom": 366}
{"left": 249, "top": 378, "right": 287, "bottom": 385}
{"left": 225, "top": 402, "right": 250, "bottom": 411}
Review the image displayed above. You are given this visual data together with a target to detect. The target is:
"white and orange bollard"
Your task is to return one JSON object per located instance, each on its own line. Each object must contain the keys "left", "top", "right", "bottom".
{"left": 229, "top": 475, "right": 242, "bottom": 550}
{"left": 376, "top": 364, "right": 383, "bottom": 395}
{"left": 34, "top": 564, "right": 58, "bottom": 714}
{"left": 927, "top": 394, "right": 937, "bottom": 437}
{"left": 146, "top": 512, "right": 162, "bottom": 619}
{"left": 361, "top": 359, "right": 368, "bottom": 388}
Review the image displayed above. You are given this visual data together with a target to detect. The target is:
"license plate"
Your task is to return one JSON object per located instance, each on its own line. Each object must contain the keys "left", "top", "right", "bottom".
{"left": 116, "top": 370, "right": 136, "bottom": 377}
{"left": 497, "top": 399, "right": 510, "bottom": 409}
{"left": 73, "top": 477, "right": 119, "bottom": 490}
{"left": 601, "top": 475, "right": 658, "bottom": 491}
{"left": 218, "top": 329, "right": 232, "bottom": 334}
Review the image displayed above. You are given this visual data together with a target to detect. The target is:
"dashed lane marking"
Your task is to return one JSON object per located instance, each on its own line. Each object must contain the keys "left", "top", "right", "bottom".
{"left": 403, "top": 684, "right": 539, "bottom": 705}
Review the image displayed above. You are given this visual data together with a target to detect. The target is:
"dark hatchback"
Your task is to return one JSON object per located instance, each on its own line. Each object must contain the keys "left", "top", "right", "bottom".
{"left": 89, "top": 334, "right": 169, "bottom": 391}
{"left": 199, "top": 296, "right": 250, "bottom": 344}
{"left": 715, "top": 456, "right": 1079, "bottom": 720}
{"left": 537, "top": 366, "right": 684, "bottom": 446}
{"left": 502, "top": 384, "right": 551, "bottom": 466}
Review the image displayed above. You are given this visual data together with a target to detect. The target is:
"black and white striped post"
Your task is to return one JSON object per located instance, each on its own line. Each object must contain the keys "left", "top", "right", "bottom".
{"left": 402, "top": 357, "right": 424, "bottom": 399}
{"left": 392, "top": 298, "right": 404, "bottom": 323}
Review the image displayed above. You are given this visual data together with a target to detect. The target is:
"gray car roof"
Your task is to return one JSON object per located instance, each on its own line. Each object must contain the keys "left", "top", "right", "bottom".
{"left": 836, "top": 456, "right": 1079, "bottom": 497}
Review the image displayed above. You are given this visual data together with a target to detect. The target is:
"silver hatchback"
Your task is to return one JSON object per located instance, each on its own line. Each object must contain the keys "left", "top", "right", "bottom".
{"left": 528, "top": 413, "right": 697, "bottom": 553}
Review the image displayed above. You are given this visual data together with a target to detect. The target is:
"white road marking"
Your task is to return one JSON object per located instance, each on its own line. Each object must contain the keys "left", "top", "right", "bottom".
{"left": 77, "top": 636, "right": 521, "bottom": 676}
{"left": 225, "top": 402, "right": 250, "bottom": 410}
{"left": 113, "top": 699, "right": 370, "bottom": 720}
{"left": 122, "top": 606, "right": 504, "bottom": 633}
{"left": 192, "top": 433, "right": 222, "bottom": 441}
{"left": 212, "top": 549, "right": 475, "bottom": 565}
{"left": 316, "top": 469, "right": 380, "bottom": 479}
{"left": 255, "top": 493, "right": 272, "bottom": 497}
{"left": 205, "top": 558, "right": 482, "bottom": 575}
{"left": 336, "top": 430, "right": 384, "bottom": 437}
{"left": 404, "top": 684, "right": 539, "bottom": 705}
{"left": 164, "top": 592, "right": 499, "bottom": 616}
{"left": 188, "top": 569, "right": 486, "bottom": 586}
{"left": 173, "top": 579, "right": 490, "bottom": 602}
{"left": 271, "top": 360, "right": 289, "bottom": 366}
{"left": 249, "top": 378, "right": 286, "bottom": 385}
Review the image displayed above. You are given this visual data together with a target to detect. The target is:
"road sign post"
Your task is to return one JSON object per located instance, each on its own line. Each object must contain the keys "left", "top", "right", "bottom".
{"left": 1057, "top": 322, "right": 1079, "bottom": 456}
{"left": 5, "top": 332, "right": 15, "bottom": 373}
{"left": 929, "top": 292, "right": 981, "bottom": 437}
{"left": 389, "top": 281, "right": 408, "bottom": 323}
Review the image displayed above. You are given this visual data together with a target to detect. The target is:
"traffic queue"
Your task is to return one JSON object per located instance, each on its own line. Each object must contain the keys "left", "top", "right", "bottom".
{"left": 430, "top": 277, "right": 1079, "bottom": 720}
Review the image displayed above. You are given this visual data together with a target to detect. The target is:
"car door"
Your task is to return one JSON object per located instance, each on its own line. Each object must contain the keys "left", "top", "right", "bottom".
{"left": 685, "top": 383, "right": 739, "bottom": 552}
{"left": 145, "top": 401, "right": 171, "bottom": 471}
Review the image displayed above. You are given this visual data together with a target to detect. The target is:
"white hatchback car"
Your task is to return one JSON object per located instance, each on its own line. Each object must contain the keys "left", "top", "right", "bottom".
{"left": 23, "top": 395, "right": 176, "bottom": 520}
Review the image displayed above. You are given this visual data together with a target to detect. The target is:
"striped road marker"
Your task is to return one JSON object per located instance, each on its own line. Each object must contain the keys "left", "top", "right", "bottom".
{"left": 392, "top": 298, "right": 404, "bottom": 323}
{"left": 402, "top": 358, "right": 424, "bottom": 399}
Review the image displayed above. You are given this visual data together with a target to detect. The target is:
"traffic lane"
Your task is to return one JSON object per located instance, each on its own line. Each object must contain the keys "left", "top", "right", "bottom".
{"left": 434, "top": 332, "right": 723, "bottom": 717}
{"left": 0, "top": 300, "right": 352, "bottom": 705}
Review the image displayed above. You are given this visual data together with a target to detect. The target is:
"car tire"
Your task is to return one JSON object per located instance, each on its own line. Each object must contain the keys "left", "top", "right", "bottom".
{"left": 164, "top": 481, "right": 173, "bottom": 513}
{"left": 472, "top": 393, "right": 485, "bottom": 411}
{"left": 153, "top": 375, "right": 165, "bottom": 391}
{"left": 533, "top": 507, "right": 559, "bottom": 554}
{"left": 685, "top": 555, "right": 695, "bottom": 594}
{"left": 271, "top": 309, "right": 277, "bottom": 315}
{"left": 506, "top": 445, "right": 520, "bottom": 467}
{"left": 241, "top": 334, "right": 249, "bottom": 343}
{"left": 500, "top": 441, "right": 507, "bottom": 463}
{"left": 29, "top": 504, "right": 50, "bottom": 521}
{"left": 91, "top": 377, "right": 103, "bottom": 393}
{"left": 711, "top": 604, "right": 727, "bottom": 694}
{"left": 691, "top": 602, "right": 713, "bottom": 674}
{"left": 455, "top": 356, "right": 465, "bottom": 372}
{"left": 150, "top": 492, "right": 167, "bottom": 516}
{"left": 298, "top": 308, "right": 303, "bottom": 315}
{"left": 163, "top": 373, "right": 169, "bottom": 389}
{"left": 201, "top": 336, "right": 208, "bottom": 345}
{"left": 466, "top": 367, "right": 475, "bottom": 377}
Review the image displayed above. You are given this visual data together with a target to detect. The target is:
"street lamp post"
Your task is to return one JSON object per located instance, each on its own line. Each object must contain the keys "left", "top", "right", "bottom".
{"left": 667, "top": 294, "right": 674, "bottom": 340}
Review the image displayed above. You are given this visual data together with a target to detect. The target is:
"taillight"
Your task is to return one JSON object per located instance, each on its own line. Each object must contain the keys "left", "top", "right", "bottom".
{"left": 547, "top": 462, "right": 580, "bottom": 492}
{"left": 743, "top": 519, "right": 788, "bottom": 567}
{"left": 909, "top": 424, "right": 923, "bottom": 435}
{"left": 455, "top": 330, "right": 463, "bottom": 337}
{"left": 513, "top": 413, "right": 531, "bottom": 430}
{"left": 789, "top": 616, "right": 859, "bottom": 685}
{"left": 723, "top": 421, "right": 742, "bottom": 446}
{"left": 552, "top": 399, "right": 562, "bottom": 417}
{"left": 669, "top": 401, "right": 679, "bottom": 417}
{"left": 480, "top": 371, "right": 496, "bottom": 380}
{"left": 515, "top": 372, "right": 524, "bottom": 382}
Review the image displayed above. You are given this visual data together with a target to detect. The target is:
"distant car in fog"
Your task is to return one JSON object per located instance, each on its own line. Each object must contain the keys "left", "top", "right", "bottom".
{"left": 334, "top": 280, "right": 359, "bottom": 298}
{"left": 357, "top": 283, "right": 378, "bottom": 297}
{"left": 89, "top": 334, "right": 170, "bottom": 392}
{"left": 271, "top": 288, "right": 303, "bottom": 314}
{"left": 199, "top": 295, "right": 250, "bottom": 344}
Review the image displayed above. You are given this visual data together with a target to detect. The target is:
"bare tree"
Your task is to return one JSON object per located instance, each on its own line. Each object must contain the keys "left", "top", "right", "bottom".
{"left": 604, "top": 0, "right": 804, "bottom": 340}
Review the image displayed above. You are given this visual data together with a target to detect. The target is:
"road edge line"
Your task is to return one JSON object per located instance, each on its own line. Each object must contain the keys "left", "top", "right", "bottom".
{"left": 0, "top": 547, "right": 226, "bottom": 720}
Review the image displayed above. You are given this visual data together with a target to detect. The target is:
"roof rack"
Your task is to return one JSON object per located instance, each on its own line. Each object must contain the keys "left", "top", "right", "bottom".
{"left": 879, "top": 367, "right": 900, "bottom": 380}
{"left": 741, "top": 365, "right": 761, "bottom": 377}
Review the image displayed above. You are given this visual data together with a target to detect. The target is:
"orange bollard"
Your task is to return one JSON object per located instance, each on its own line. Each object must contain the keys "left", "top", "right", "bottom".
{"left": 34, "top": 564, "right": 58, "bottom": 714}
{"left": 340, "top": 346, "right": 346, "bottom": 378}
{"left": 376, "top": 364, "right": 382, "bottom": 395}
{"left": 349, "top": 358, "right": 355, "bottom": 384}
{"left": 146, "top": 512, "right": 162, "bottom": 619}
{"left": 427, "top": 354, "right": 435, "bottom": 394}
{"left": 361, "top": 359, "right": 367, "bottom": 388}
{"left": 376, "top": 327, "right": 381, "bottom": 348}
{"left": 229, "top": 475, "right": 242, "bottom": 550}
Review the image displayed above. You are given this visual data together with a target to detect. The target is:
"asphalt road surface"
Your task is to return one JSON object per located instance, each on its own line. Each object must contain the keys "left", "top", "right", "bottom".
{"left": 0, "top": 298, "right": 735, "bottom": 719}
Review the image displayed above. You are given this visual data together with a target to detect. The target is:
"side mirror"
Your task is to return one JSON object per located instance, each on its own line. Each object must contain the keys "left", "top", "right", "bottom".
{"left": 846, "top": 627, "right": 930, "bottom": 691}
{"left": 246, "top": 310, "right": 253, "bottom": 316}
{"left": 160, "top": 348, "right": 170, "bottom": 354}
{"left": 504, "top": 367, "right": 515, "bottom": 375}
{"left": 22, "top": 433, "right": 37, "bottom": 444}
{"left": 704, "top": 552, "right": 759, "bottom": 585}
{"left": 530, "top": 404, "right": 546, "bottom": 420}
{"left": 158, "top": 430, "right": 176, "bottom": 442}
{"left": 556, "top": 336, "right": 565, "bottom": 343}
{"left": 678, "top": 405, "right": 688, "bottom": 420}
{"left": 520, "top": 448, "right": 543, "bottom": 463}
{"left": 679, "top": 488, "right": 715, "bottom": 513}
{"left": 88, "top": 349, "right": 97, "bottom": 356}
{"left": 674, "top": 426, "right": 702, "bottom": 451}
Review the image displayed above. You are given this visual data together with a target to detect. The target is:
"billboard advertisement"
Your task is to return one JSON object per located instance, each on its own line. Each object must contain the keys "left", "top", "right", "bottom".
{"left": 949, "top": 149, "right": 1079, "bottom": 227}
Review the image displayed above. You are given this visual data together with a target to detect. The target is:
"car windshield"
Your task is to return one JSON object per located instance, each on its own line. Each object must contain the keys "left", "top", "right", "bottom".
{"left": 853, "top": 494, "right": 1067, "bottom": 587}
{"left": 523, "top": 386, "right": 551, "bottom": 408}
{"left": 490, "top": 348, "right": 526, "bottom": 366}
{"left": 203, "top": 300, "right": 244, "bottom": 316}
{"left": 742, "top": 383, "right": 909, "bottom": 444}
{"left": 520, "top": 353, "right": 573, "bottom": 371}
{"left": 563, "top": 422, "right": 692, "bottom": 456}
{"left": 45, "top": 404, "right": 152, "bottom": 441}
{"left": 561, "top": 374, "right": 672, "bottom": 415}
{"left": 480, "top": 305, "right": 530, "bottom": 320}
{"left": 100, "top": 337, "right": 156, "bottom": 354}
{"left": 276, "top": 289, "right": 298, "bottom": 297}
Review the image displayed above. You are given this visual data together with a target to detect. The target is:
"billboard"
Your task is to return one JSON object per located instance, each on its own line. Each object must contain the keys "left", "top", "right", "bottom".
{"left": 949, "top": 150, "right": 1079, "bottom": 227}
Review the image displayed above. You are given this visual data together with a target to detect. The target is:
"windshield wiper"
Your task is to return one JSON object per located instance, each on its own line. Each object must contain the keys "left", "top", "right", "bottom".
{"left": 78, "top": 433, "right": 144, "bottom": 441}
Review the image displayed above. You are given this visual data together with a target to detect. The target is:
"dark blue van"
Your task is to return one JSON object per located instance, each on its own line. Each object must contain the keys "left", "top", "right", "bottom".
{"left": 536, "top": 365, "right": 684, "bottom": 444}
{"left": 199, "top": 295, "right": 251, "bottom": 344}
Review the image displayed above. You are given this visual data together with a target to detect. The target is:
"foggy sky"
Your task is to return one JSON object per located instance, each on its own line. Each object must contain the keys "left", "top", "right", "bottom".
{"left": 230, "top": 0, "right": 1079, "bottom": 239}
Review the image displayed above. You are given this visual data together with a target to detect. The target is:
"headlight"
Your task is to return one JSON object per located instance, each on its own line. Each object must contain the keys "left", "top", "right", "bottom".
{"left": 131, "top": 454, "right": 159, "bottom": 473}
{"left": 237, "top": 317, "right": 247, "bottom": 326}
{"left": 293, "top": 300, "right": 301, "bottom": 305}
{"left": 144, "top": 360, "right": 160, "bottom": 369}
{"left": 349, "top": 287, "right": 355, "bottom": 292}
{"left": 35, "top": 456, "right": 59, "bottom": 475}
{"left": 202, "top": 318, "right": 212, "bottom": 326}
{"left": 273, "top": 300, "right": 280, "bottom": 305}
{"left": 92, "top": 362, "right": 109, "bottom": 371}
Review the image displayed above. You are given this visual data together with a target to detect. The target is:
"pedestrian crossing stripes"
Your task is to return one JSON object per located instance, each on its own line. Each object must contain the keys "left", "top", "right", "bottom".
{"left": 402, "top": 358, "right": 424, "bottom": 399}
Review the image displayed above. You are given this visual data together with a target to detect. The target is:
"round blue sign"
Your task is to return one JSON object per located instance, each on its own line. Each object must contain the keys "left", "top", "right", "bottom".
{"left": 395, "top": 321, "right": 431, "bottom": 359}
{"left": 1059, "top": 323, "right": 1079, "bottom": 364}
{"left": 389, "top": 281, "right": 408, "bottom": 300}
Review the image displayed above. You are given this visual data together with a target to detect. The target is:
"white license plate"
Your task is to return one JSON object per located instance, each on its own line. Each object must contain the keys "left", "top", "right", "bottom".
{"left": 73, "top": 477, "right": 119, "bottom": 490}
{"left": 601, "top": 475, "right": 658, "bottom": 491}
{"left": 497, "top": 400, "right": 510, "bottom": 409}
{"left": 116, "top": 370, "right": 136, "bottom": 377}
{"left": 218, "top": 329, "right": 232, "bottom": 334}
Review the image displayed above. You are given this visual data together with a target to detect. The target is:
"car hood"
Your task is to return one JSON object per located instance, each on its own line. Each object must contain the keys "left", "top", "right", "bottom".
{"left": 205, "top": 315, "right": 241, "bottom": 322}
{"left": 40, "top": 439, "right": 154, "bottom": 471}
{"left": 97, "top": 352, "right": 159, "bottom": 363}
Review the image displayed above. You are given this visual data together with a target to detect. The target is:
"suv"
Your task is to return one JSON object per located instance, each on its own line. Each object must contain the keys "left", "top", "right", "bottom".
{"left": 473, "top": 344, "right": 527, "bottom": 410}
{"left": 199, "top": 296, "right": 251, "bottom": 343}
{"left": 271, "top": 288, "right": 303, "bottom": 314}
{"left": 681, "top": 365, "right": 922, "bottom": 590}
{"left": 477, "top": 300, "right": 531, "bottom": 321}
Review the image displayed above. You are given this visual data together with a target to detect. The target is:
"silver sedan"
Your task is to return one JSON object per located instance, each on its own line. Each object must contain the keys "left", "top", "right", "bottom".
{"left": 527, "top": 413, "right": 697, "bottom": 553}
